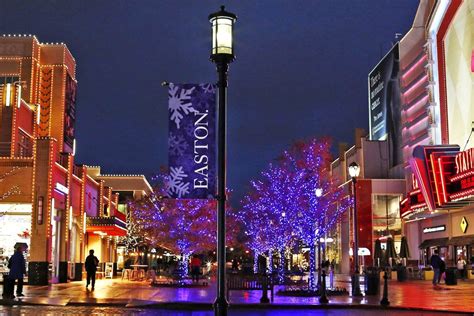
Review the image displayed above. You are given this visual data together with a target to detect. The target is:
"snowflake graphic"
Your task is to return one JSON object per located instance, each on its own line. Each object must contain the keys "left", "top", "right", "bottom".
{"left": 184, "top": 122, "right": 195, "bottom": 138}
{"left": 166, "top": 166, "right": 190, "bottom": 198}
{"left": 200, "top": 83, "right": 216, "bottom": 94}
{"left": 169, "top": 85, "right": 196, "bottom": 129}
{"left": 169, "top": 133, "right": 188, "bottom": 156}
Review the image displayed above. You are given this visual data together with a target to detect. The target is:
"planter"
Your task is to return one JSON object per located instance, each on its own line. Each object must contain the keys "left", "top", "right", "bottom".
{"left": 423, "top": 270, "right": 434, "bottom": 280}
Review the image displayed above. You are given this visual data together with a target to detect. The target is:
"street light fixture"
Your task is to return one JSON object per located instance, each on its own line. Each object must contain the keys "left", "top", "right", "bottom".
{"left": 315, "top": 187, "right": 329, "bottom": 303}
{"left": 315, "top": 187, "right": 323, "bottom": 198}
{"left": 348, "top": 161, "right": 362, "bottom": 296}
{"left": 209, "top": 6, "right": 236, "bottom": 316}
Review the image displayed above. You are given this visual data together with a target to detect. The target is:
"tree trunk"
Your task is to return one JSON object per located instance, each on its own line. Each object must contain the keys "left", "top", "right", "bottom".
{"left": 278, "top": 247, "right": 285, "bottom": 284}
{"left": 178, "top": 253, "right": 189, "bottom": 278}
{"left": 268, "top": 250, "right": 273, "bottom": 275}
{"left": 309, "top": 242, "right": 316, "bottom": 291}
{"left": 253, "top": 252, "right": 259, "bottom": 274}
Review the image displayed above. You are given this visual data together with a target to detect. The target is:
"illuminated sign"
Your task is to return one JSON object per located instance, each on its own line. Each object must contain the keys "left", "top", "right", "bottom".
{"left": 461, "top": 217, "right": 468, "bottom": 233}
{"left": 423, "top": 225, "right": 446, "bottom": 234}
{"left": 37, "top": 196, "right": 43, "bottom": 225}
{"left": 455, "top": 148, "right": 474, "bottom": 174}
{"left": 55, "top": 183, "right": 69, "bottom": 195}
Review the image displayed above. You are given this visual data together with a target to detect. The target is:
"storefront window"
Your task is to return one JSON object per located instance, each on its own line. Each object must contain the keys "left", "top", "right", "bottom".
{"left": 372, "top": 194, "right": 402, "bottom": 239}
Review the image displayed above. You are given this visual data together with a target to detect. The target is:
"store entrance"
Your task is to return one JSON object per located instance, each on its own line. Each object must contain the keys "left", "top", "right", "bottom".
{"left": 50, "top": 207, "right": 62, "bottom": 283}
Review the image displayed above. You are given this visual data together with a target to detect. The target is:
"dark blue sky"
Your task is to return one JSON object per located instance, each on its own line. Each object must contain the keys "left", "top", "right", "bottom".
{"left": 1, "top": 1, "right": 418, "bottom": 202}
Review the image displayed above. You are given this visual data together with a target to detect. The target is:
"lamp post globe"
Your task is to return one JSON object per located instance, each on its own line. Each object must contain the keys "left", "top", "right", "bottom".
{"left": 315, "top": 187, "right": 323, "bottom": 198}
{"left": 209, "top": 6, "right": 236, "bottom": 316}
{"left": 348, "top": 162, "right": 360, "bottom": 179}
{"left": 209, "top": 6, "right": 236, "bottom": 63}
{"left": 348, "top": 161, "right": 362, "bottom": 296}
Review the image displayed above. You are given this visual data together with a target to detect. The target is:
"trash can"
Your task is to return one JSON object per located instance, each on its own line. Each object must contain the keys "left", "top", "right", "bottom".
{"left": 2, "top": 272, "right": 14, "bottom": 299}
{"left": 397, "top": 266, "right": 407, "bottom": 282}
{"left": 364, "top": 267, "right": 380, "bottom": 295}
{"left": 445, "top": 268, "right": 457, "bottom": 285}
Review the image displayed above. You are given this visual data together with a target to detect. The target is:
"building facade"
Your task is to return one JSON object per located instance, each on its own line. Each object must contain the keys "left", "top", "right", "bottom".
{"left": 331, "top": 129, "right": 405, "bottom": 274}
{"left": 0, "top": 35, "right": 150, "bottom": 285}
{"left": 399, "top": 0, "right": 474, "bottom": 267}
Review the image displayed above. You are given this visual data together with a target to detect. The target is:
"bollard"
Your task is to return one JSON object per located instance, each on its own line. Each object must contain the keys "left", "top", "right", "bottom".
{"left": 260, "top": 273, "right": 270, "bottom": 303}
{"left": 329, "top": 269, "right": 334, "bottom": 289}
{"left": 319, "top": 269, "right": 329, "bottom": 304}
{"left": 380, "top": 269, "right": 390, "bottom": 306}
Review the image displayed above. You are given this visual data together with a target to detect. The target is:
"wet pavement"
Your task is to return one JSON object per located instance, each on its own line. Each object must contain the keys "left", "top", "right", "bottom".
{"left": 1, "top": 275, "right": 473, "bottom": 314}
{"left": 0, "top": 306, "right": 468, "bottom": 316}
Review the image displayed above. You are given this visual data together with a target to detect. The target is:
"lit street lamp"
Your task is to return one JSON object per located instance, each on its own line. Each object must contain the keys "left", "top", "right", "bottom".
{"left": 348, "top": 161, "right": 362, "bottom": 296}
{"left": 315, "top": 187, "right": 329, "bottom": 303}
{"left": 209, "top": 6, "right": 236, "bottom": 316}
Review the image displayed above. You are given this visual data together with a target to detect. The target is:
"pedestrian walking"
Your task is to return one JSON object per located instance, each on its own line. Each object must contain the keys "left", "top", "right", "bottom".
{"left": 7, "top": 245, "right": 26, "bottom": 298}
{"left": 190, "top": 255, "right": 201, "bottom": 282}
{"left": 457, "top": 256, "right": 466, "bottom": 280}
{"left": 430, "top": 250, "right": 442, "bottom": 287}
{"left": 439, "top": 258, "right": 446, "bottom": 284}
{"left": 85, "top": 249, "right": 99, "bottom": 290}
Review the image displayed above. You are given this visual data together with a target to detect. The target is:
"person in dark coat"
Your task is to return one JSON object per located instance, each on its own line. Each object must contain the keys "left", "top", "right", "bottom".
{"left": 85, "top": 249, "right": 99, "bottom": 290}
{"left": 8, "top": 245, "right": 26, "bottom": 297}
{"left": 430, "top": 250, "right": 442, "bottom": 286}
{"left": 439, "top": 258, "right": 446, "bottom": 284}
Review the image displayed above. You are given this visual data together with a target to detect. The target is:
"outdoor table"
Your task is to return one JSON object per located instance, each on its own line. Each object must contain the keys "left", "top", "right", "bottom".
{"left": 130, "top": 265, "right": 148, "bottom": 281}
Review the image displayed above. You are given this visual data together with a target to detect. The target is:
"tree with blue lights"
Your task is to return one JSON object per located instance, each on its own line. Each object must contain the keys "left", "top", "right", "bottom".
{"left": 131, "top": 171, "right": 238, "bottom": 277}
{"left": 280, "top": 138, "right": 351, "bottom": 291}
{"left": 241, "top": 138, "right": 351, "bottom": 291}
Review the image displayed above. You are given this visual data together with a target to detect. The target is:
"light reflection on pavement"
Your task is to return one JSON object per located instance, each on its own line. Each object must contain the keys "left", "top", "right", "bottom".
{"left": 0, "top": 306, "right": 467, "bottom": 316}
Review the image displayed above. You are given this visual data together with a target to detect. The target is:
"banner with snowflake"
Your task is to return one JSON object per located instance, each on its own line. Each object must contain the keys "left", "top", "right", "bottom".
{"left": 168, "top": 83, "right": 216, "bottom": 199}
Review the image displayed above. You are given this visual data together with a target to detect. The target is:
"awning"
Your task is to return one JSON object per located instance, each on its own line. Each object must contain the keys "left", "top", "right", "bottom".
{"left": 86, "top": 216, "right": 127, "bottom": 237}
{"left": 447, "top": 235, "right": 474, "bottom": 246}
{"left": 419, "top": 238, "right": 449, "bottom": 248}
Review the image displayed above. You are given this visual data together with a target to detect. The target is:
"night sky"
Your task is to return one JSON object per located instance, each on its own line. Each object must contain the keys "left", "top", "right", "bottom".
{"left": 1, "top": 1, "right": 418, "bottom": 203}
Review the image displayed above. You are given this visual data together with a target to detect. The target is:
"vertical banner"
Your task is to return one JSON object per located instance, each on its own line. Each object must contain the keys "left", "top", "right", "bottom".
{"left": 63, "top": 74, "right": 77, "bottom": 152}
{"left": 368, "top": 43, "right": 402, "bottom": 166}
{"left": 168, "top": 83, "right": 216, "bottom": 199}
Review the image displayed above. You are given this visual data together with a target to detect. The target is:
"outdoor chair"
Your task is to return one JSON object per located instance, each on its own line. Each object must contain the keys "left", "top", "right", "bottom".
{"left": 122, "top": 268, "right": 132, "bottom": 280}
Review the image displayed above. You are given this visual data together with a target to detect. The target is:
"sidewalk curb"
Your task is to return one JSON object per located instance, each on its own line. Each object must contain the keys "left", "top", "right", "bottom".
{"left": 0, "top": 299, "right": 472, "bottom": 314}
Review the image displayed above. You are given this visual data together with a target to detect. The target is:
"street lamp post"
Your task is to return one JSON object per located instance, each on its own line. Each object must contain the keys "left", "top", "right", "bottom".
{"left": 348, "top": 162, "right": 362, "bottom": 297}
{"left": 209, "top": 6, "right": 236, "bottom": 316}
{"left": 315, "top": 188, "right": 323, "bottom": 290}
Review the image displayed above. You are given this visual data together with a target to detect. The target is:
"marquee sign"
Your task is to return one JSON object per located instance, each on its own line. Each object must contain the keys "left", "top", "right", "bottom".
{"left": 402, "top": 145, "right": 474, "bottom": 218}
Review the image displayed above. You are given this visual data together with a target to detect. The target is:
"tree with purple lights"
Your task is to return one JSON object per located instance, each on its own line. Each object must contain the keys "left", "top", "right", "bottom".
{"left": 281, "top": 138, "right": 351, "bottom": 291}
{"left": 131, "top": 170, "right": 238, "bottom": 277}
{"left": 239, "top": 191, "right": 271, "bottom": 273}
{"left": 255, "top": 164, "right": 298, "bottom": 281}
{"left": 241, "top": 138, "right": 351, "bottom": 291}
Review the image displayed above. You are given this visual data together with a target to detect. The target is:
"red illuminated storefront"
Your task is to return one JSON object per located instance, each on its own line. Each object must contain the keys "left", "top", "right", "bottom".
{"left": 402, "top": 146, "right": 474, "bottom": 266}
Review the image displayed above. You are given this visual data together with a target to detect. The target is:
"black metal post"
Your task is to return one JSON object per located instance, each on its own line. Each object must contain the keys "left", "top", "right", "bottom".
{"left": 319, "top": 269, "right": 329, "bottom": 304}
{"left": 213, "top": 59, "right": 230, "bottom": 316}
{"left": 317, "top": 240, "right": 321, "bottom": 289}
{"left": 380, "top": 269, "right": 390, "bottom": 306}
{"left": 260, "top": 272, "right": 270, "bottom": 303}
{"left": 352, "top": 178, "right": 362, "bottom": 296}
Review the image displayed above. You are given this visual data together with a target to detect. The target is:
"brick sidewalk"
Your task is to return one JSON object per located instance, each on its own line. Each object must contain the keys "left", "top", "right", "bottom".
{"left": 1, "top": 275, "right": 473, "bottom": 313}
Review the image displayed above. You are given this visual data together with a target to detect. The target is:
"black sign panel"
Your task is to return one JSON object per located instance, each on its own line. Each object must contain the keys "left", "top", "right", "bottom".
{"left": 64, "top": 74, "right": 77, "bottom": 151}
{"left": 368, "top": 43, "right": 402, "bottom": 166}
